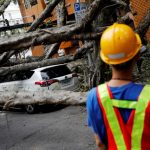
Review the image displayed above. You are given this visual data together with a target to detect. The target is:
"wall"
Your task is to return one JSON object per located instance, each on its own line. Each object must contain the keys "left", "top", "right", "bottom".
{"left": 18, "top": 0, "right": 46, "bottom": 23}
{"left": 130, "top": 0, "right": 150, "bottom": 41}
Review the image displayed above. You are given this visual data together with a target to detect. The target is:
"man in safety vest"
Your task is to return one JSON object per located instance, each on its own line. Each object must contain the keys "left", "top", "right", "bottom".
{"left": 87, "top": 23, "right": 150, "bottom": 150}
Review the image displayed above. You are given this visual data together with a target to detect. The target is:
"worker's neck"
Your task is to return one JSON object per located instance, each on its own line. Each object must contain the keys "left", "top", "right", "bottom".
{"left": 108, "top": 68, "right": 133, "bottom": 87}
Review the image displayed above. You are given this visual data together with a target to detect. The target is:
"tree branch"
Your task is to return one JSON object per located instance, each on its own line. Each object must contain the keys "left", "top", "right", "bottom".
{"left": 0, "top": 41, "right": 95, "bottom": 77}
{"left": 135, "top": 9, "right": 150, "bottom": 38}
{"left": 0, "top": 28, "right": 101, "bottom": 55}
{"left": 28, "top": 0, "right": 62, "bottom": 31}
{"left": 44, "top": 43, "right": 60, "bottom": 59}
{"left": 0, "top": 0, "right": 105, "bottom": 54}
{"left": 0, "top": 0, "right": 11, "bottom": 16}
{"left": 0, "top": 55, "right": 74, "bottom": 76}
{"left": 0, "top": 50, "right": 15, "bottom": 66}
{"left": 111, "top": 0, "right": 126, "bottom": 6}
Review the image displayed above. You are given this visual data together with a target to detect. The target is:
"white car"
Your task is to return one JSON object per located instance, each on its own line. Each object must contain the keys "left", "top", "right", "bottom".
{"left": 0, "top": 64, "right": 79, "bottom": 113}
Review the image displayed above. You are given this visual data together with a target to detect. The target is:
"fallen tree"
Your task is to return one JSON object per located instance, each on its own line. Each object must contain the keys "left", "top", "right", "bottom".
{"left": 0, "top": 0, "right": 150, "bottom": 110}
{"left": 0, "top": 41, "right": 93, "bottom": 76}
{"left": 0, "top": 0, "right": 106, "bottom": 54}
{"left": 0, "top": 30, "right": 101, "bottom": 54}
{"left": 1, "top": 90, "right": 87, "bottom": 110}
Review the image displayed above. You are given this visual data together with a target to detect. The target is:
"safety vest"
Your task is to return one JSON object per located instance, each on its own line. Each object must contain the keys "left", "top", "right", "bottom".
{"left": 96, "top": 83, "right": 150, "bottom": 150}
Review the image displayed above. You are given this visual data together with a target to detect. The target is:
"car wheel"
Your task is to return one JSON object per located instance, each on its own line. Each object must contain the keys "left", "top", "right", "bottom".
{"left": 25, "top": 104, "right": 37, "bottom": 114}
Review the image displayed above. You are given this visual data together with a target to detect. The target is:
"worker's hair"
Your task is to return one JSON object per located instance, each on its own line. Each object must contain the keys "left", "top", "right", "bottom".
{"left": 111, "top": 58, "right": 135, "bottom": 71}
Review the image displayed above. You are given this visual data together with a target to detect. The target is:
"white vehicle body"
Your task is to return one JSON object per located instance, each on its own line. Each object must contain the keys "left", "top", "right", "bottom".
{"left": 0, "top": 64, "right": 79, "bottom": 93}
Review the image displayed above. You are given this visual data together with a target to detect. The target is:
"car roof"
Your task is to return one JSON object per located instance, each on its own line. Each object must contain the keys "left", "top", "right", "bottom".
{"left": 32, "top": 63, "right": 67, "bottom": 72}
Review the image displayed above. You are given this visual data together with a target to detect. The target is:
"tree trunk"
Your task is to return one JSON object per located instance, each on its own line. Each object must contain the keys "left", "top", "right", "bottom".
{"left": 43, "top": 0, "right": 66, "bottom": 59}
{"left": 0, "top": 50, "right": 16, "bottom": 66}
{"left": 0, "top": 55, "right": 74, "bottom": 77}
{"left": 0, "top": 0, "right": 105, "bottom": 54}
{"left": 0, "top": 41, "right": 94, "bottom": 77}
{"left": 44, "top": 43, "right": 60, "bottom": 59}
{"left": 1, "top": 90, "right": 87, "bottom": 110}
{"left": 56, "top": 0, "right": 66, "bottom": 27}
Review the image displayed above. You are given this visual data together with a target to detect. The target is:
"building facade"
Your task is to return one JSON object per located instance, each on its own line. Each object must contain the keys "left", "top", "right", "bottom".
{"left": 18, "top": 0, "right": 87, "bottom": 57}
{"left": 18, "top": 0, "right": 150, "bottom": 57}
{"left": 130, "top": 0, "right": 150, "bottom": 41}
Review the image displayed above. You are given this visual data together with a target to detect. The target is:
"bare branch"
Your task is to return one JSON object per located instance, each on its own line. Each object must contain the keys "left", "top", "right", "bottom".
{"left": 0, "top": 41, "right": 95, "bottom": 77}
{"left": 117, "top": 12, "right": 134, "bottom": 24}
{"left": 111, "top": 0, "right": 127, "bottom": 6}
{"left": 0, "top": 0, "right": 11, "bottom": 16}
{"left": 0, "top": 26, "right": 101, "bottom": 54}
{"left": 0, "top": 55, "right": 74, "bottom": 76}
{"left": 73, "top": 42, "right": 93, "bottom": 59}
{"left": 28, "top": 0, "right": 62, "bottom": 31}
{"left": 135, "top": 9, "right": 150, "bottom": 38}
{"left": 44, "top": 43, "right": 60, "bottom": 59}
{"left": 0, "top": 50, "right": 15, "bottom": 66}
{"left": 0, "top": 0, "right": 105, "bottom": 53}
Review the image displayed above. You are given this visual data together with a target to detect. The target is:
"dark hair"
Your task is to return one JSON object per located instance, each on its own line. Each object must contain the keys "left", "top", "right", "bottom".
{"left": 112, "top": 58, "right": 134, "bottom": 71}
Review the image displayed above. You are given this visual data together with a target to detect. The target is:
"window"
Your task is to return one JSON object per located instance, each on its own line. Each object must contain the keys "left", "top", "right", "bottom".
{"left": 41, "top": 65, "right": 71, "bottom": 79}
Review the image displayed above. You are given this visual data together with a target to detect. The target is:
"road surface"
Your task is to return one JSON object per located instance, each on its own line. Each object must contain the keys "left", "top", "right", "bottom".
{"left": 0, "top": 106, "right": 96, "bottom": 150}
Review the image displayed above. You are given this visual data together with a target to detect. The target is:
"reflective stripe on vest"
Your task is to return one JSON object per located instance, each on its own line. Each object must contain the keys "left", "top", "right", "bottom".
{"left": 97, "top": 84, "right": 150, "bottom": 150}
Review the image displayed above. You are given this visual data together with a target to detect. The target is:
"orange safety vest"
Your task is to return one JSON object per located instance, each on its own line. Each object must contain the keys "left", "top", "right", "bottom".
{"left": 96, "top": 83, "right": 150, "bottom": 150}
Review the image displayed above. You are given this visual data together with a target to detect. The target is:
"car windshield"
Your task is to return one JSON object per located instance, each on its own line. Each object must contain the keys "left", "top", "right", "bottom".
{"left": 41, "top": 65, "right": 71, "bottom": 80}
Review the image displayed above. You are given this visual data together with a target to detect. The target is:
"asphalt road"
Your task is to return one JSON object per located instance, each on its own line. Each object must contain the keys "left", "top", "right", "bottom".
{"left": 0, "top": 106, "right": 96, "bottom": 150}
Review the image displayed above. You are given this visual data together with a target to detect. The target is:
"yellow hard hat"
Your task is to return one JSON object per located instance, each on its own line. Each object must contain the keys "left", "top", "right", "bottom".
{"left": 100, "top": 23, "right": 142, "bottom": 65}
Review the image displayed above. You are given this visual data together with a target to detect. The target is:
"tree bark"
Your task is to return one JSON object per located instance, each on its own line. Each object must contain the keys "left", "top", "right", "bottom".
{"left": 45, "top": 0, "right": 66, "bottom": 59}
{"left": 0, "top": 0, "right": 105, "bottom": 54}
{"left": 1, "top": 90, "right": 87, "bottom": 110}
{"left": 5, "top": 56, "right": 45, "bottom": 66}
{"left": 44, "top": 43, "right": 60, "bottom": 59}
{"left": 0, "top": 50, "right": 15, "bottom": 66}
{"left": 73, "top": 42, "right": 93, "bottom": 59}
{"left": 111, "top": 0, "right": 126, "bottom": 6}
{"left": 0, "top": 55, "right": 74, "bottom": 76}
{"left": 0, "top": 27, "right": 101, "bottom": 54}
{"left": 0, "top": 42, "right": 93, "bottom": 77}
{"left": 56, "top": 0, "right": 66, "bottom": 27}
{"left": 0, "top": 0, "right": 11, "bottom": 16}
{"left": 135, "top": 9, "right": 150, "bottom": 38}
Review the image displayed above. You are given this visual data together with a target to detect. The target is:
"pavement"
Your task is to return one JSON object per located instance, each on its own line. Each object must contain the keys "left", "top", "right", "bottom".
{"left": 0, "top": 106, "right": 96, "bottom": 150}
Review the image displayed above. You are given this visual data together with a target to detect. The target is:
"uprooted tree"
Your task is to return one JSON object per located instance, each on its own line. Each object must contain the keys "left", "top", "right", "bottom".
{"left": 0, "top": 0, "right": 150, "bottom": 109}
